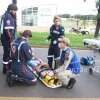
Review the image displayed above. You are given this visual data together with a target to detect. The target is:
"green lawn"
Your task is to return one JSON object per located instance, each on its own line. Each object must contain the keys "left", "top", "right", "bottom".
{"left": 29, "top": 32, "right": 94, "bottom": 48}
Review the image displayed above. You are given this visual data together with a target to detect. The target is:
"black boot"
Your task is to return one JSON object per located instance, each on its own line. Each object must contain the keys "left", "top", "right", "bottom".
{"left": 48, "top": 57, "right": 53, "bottom": 70}
{"left": 8, "top": 61, "right": 12, "bottom": 71}
{"left": 2, "top": 64, "right": 7, "bottom": 74}
{"left": 66, "top": 78, "right": 76, "bottom": 89}
{"left": 54, "top": 59, "right": 60, "bottom": 70}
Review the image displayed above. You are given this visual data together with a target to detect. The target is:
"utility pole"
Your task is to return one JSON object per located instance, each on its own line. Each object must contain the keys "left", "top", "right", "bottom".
{"left": 94, "top": 0, "right": 100, "bottom": 37}
{"left": 12, "top": 0, "right": 17, "bottom": 28}
{"left": 12, "top": 0, "right": 17, "bottom": 4}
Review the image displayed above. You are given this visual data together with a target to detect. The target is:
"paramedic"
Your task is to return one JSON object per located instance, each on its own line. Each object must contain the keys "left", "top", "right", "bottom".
{"left": 56, "top": 37, "right": 80, "bottom": 89}
{"left": 47, "top": 16, "right": 65, "bottom": 70}
{"left": 0, "top": 4, "right": 17, "bottom": 74}
{"left": 11, "top": 30, "right": 37, "bottom": 84}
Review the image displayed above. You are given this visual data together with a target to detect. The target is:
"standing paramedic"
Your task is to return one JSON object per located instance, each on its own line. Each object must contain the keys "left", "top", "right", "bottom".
{"left": 47, "top": 16, "right": 65, "bottom": 70}
{"left": 0, "top": 4, "right": 18, "bottom": 74}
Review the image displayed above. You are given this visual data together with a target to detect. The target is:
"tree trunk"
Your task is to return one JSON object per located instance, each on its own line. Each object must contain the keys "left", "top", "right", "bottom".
{"left": 94, "top": 5, "right": 100, "bottom": 38}
{"left": 12, "top": 0, "right": 17, "bottom": 4}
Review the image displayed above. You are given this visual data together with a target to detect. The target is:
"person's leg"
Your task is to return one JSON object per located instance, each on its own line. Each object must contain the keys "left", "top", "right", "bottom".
{"left": 20, "top": 64, "right": 37, "bottom": 85}
{"left": 2, "top": 46, "right": 10, "bottom": 74}
{"left": 24, "top": 68, "right": 37, "bottom": 85}
{"left": 48, "top": 45, "right": 54, "bottom": 69}
{"left": 54, "top": 45, "right": 60, "bottom": 70}
{"left": 65, "top": 70, "right": 77, "bottom": 89}
{"left": 56, "top": 69, "right": 76, "bottom": 88}
{"left": 66, "top": 77, "right": 76, "bottom": 89}
{"left": 56, "top": 69, "right": 70, "bottom": 86}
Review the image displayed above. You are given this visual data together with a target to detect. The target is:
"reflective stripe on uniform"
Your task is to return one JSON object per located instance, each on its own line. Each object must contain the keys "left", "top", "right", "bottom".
{"left": 9, "top": 60, "right": 12, "bottom": 62}
{"left": 4, "top": 26, "right": 14, "bottom": 29}
{"left": 47, "top": 55, "right": 54, "bottom": 58}
{"left": 54, "top": 57, "right": 60, "bottom": 61}
{"left": 17, "top": 41, "right": 26, "bottom": 62}
{"left": 3, "top": 61, "right": 9, "bottom": 64}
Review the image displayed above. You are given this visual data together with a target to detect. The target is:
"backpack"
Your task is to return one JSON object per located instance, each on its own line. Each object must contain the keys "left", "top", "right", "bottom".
{"left": 80, "top": 56, "right": 95, "bottom": 66}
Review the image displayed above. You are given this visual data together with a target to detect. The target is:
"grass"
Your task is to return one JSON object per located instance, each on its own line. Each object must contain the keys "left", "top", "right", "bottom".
{"left": 66, "top": 33, "right": 93, "bottom": 48}
{"left": 28, "top": 32, "right": 94, "bottom": 48}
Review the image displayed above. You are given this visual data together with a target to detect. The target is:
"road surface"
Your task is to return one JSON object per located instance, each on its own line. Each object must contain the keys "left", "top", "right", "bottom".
{"left": 0, "top": 47, "right": 100, "bottom": 98}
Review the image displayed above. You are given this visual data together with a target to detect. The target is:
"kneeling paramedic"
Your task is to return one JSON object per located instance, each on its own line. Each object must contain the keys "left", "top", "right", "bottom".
{"left": 55, "top": 37, "right": 80, "bottom": 89}
{"left": 11, "top": 30, "right": 38, "bottom": 84}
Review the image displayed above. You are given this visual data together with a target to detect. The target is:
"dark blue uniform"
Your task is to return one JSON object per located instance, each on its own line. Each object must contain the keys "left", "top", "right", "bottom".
{"left": 0, "top": 11, "right": 16, "bottom": 66}
{"left": 48, "top": 24, "right": 65, "bottom": 69}
{"left": 11, "top": 37, "right": 36, "bottom": 82}
{"left": 60, "top": 48, "right": 80, "bottom": 74}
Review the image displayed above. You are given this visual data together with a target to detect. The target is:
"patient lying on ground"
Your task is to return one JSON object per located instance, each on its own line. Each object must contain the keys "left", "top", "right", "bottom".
{"left": 27, "top": 57, "right": 60, "bottom": 86}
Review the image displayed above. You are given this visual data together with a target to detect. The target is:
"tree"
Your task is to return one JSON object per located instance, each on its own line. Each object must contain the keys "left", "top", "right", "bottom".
{"left": 58, "top": 14, "right": 71, "bottom": 18}
{"left": 95, "top": 0, "right": 100, "bottom": 37}
{"left": 84, "top": 0, "right": 100, "bottom": 37}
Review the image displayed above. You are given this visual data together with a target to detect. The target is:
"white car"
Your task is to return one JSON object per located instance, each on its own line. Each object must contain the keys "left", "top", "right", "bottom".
{"left": 83, "top": 38, "right": 100, "bottom": 49}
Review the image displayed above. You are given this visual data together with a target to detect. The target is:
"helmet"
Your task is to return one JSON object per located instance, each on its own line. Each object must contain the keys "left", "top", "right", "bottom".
{"left": 7, "top": 4, "right": 18, "bottom": 11}
{"left": 21, "top": 30, "right": 32, "bottom": 38}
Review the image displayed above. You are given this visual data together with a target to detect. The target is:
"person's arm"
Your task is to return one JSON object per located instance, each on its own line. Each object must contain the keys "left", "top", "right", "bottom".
{"left": 32, "top": 53, "right": 43, "bottom": 63}
{"left": 22, "top": 44, "right": 33, "bottom": 61}
{"left": 6, "top": 29, "right": 13, "bottom": 43}
{"left": 4, "top": 15, "right": 15, "bottom": 43}
{"left": 31, "top": 48, "right": 43, "bottom": 63}
{"left": 63, "top": 50, "right": 73, "bottom": 70}
{"left": 55, "top": 49, "right": 73, "bottom": 73}
{"left": 59, "top": 26, "right": 65, "bottom": 37}
{"left": 47, "top": 26, "right": 53, "bottom": 40}
{"left": 47, "top": 31, "right": 51, "bottom": 40}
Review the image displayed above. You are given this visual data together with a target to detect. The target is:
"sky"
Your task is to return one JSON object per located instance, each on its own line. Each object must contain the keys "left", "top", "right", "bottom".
{"left": 0, "top": 0, "right": 97, "bottom": 15}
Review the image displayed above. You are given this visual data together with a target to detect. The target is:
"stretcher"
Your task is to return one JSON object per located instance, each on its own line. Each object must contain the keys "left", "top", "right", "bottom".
{"left": 35, "top": 72, "right": 62, "bottom": 88}
{"left": 28, "top": 66, "right": 62, "bottom": 89}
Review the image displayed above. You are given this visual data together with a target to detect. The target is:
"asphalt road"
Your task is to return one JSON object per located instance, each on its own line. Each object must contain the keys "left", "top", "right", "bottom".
{"left": 0, "top": 47, "right": 100, "bottom": 98}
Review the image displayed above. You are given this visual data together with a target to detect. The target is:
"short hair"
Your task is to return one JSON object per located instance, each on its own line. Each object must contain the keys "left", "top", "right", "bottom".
{"left": 7, "top": 4, "right": 18, "bottom": 11}
{"left": 21, "top": 30, "right": 32, "bottom": 38}
{"left": 58, "top": 37, "right": 70, "bottom": 46}
{"left": 53, "top": 16, "right": 61, "bottom": 22}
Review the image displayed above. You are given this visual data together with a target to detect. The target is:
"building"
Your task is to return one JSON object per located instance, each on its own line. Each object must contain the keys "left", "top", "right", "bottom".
{"left": 0, "top": 0, "right": 57, "bottom": 31}
{"left": 20, "top": 5, "right": 57, "bottom": 27}
{"left": 0, "top": 0, "right": 57, "bottom": 27}
{"left": 21, "top": 7, "right": 38, "bottom": 26}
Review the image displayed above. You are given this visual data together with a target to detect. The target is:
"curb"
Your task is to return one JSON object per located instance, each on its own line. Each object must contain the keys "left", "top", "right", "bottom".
{"left": 32, "top": 45, "right": 91, "bottom": 50}
{"left": 0, "top": 44, "right": 92, "bottom": 50}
